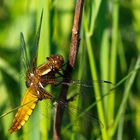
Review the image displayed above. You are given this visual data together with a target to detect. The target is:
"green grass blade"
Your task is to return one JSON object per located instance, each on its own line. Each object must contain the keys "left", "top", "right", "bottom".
{"left": 109, "top": 0, "right": 119, "bottom": 125}
{"left": 110, "top": 57, "right": 140, "bottom": 136}
{"left": 84, "top": 0, "right": 108, "bottom": 139}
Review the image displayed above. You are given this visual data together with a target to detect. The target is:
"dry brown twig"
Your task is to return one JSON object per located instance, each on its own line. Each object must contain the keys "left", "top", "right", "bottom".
{"left": 53, "top": 0, "right": 84, "bottom": 140}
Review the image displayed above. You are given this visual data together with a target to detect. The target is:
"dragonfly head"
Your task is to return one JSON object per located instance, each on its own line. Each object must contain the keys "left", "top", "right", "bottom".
{"left": 47, "top": 54, "right": 64, "bottom": 70}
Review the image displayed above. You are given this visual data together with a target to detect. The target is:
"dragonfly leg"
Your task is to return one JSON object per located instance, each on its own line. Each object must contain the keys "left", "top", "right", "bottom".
{"left": 56, "top": 62, "right": 68, "bottom": 76}
{"left": 37, "top": 86, "right": 54, "bottom": 100}
{"left": 53, "top": 80, "right": 63, "bottom": 87}
{"left": 40, "top": 75, "right": 57, "bottom": 86}
{"left": 56, "top": 70, "right": 64, "bottom": 77}
{"left": 62, "top": 62, "right": 68, "bottom": 69}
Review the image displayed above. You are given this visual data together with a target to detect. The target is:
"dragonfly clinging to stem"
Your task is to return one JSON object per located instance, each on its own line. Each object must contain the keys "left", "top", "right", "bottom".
{"left": 0, "top": 11, "right": 114, "bottom": 134}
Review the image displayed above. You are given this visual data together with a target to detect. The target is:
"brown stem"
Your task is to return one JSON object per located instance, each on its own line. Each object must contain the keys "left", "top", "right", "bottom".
{"left": 53, "top": 0, "right": 84, "bottom": 140}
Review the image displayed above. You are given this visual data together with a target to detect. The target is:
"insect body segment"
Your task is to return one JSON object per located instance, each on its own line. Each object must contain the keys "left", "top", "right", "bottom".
{"left": 36, "top": 54, "right": 64, "bottom": 76}
{"left": 9, "top": 86, "right": 38, "bottom": 133}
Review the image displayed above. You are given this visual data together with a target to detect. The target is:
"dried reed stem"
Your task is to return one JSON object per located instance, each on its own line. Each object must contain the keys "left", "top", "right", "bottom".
{"left": 53, "top": 0, "right": 84, "bottom": 140}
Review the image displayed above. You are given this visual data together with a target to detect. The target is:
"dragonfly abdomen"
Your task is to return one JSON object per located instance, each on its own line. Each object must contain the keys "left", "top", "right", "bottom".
{"left": 9, "top": 86, "right": 38, "bottom": 133}
{"left": 9, "top": 100, "right": 37, "bottom": 133}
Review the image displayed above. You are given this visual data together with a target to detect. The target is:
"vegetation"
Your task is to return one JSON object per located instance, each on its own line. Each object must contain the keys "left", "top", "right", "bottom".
{"left": 0, "top": 0, "right": 140, "bottom": 140}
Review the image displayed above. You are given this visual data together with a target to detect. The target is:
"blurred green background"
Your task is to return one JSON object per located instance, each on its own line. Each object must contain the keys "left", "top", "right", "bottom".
{"left": 0, "top": 0, "right": 140, "bottom": 140}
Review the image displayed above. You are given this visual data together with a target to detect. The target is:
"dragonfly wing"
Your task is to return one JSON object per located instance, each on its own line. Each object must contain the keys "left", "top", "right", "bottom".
{"left": 20, "top": 32, "right": 31, "bottom": 72}
{"left": 31, "top": 10, "right": 43, "bottom": 72}
{"left": 60, "top": 79, "right": 113, "bottom": 87}
{"left": 53, "top": 78, "right": 114, "bottom": 98}
{"left": 56, "top": 100, "right": 103, "bottom": 133}
{"left": 9, "top": 86, "right": 39, "bottom": 133}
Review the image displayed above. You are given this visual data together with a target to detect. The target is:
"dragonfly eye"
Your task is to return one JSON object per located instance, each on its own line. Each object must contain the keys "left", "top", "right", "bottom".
{"left": 47, "top": 54, "right": 64, "bottom": 71}
{"left": 52, "top": 55, "right": 64, "bottom": 69}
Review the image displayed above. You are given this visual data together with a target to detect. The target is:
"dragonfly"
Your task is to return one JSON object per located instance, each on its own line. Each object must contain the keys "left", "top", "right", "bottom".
{"left": 8, "top": 53, "right": 66, "bottom": 133}
{"left": 7, "top": 10, "right": 68, "bottom": 133}
{"left": 0, "top": 11, "right": 113, "bottom": 134}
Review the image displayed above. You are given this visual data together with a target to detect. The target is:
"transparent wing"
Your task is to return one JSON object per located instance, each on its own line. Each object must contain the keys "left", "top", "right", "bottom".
{"left": 61, "top": 79, "right": 113, "bottom": 88}
{"left": 52, "top": 77, "right": 114, "bottom": 97}
{"left": 53, "top": 76, "right": 113, "bottom": 87}
{"left": 54, "top": 99, "right": 103, "bottom": 134}
{"left": 31, "top": 10, "right": 43, "bottom": 72}
{"left": 20, "top": 32, "right": 30, "bottom": 72}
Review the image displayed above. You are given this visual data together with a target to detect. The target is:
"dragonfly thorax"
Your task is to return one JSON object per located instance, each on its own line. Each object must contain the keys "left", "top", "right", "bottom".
{"left": 36, "top": 54, "right": 64, "bottom": 77}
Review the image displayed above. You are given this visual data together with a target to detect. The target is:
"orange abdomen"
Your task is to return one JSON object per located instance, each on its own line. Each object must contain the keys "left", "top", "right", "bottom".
{"left": 9, "top": 86, "right": 38, "bottom": 133}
